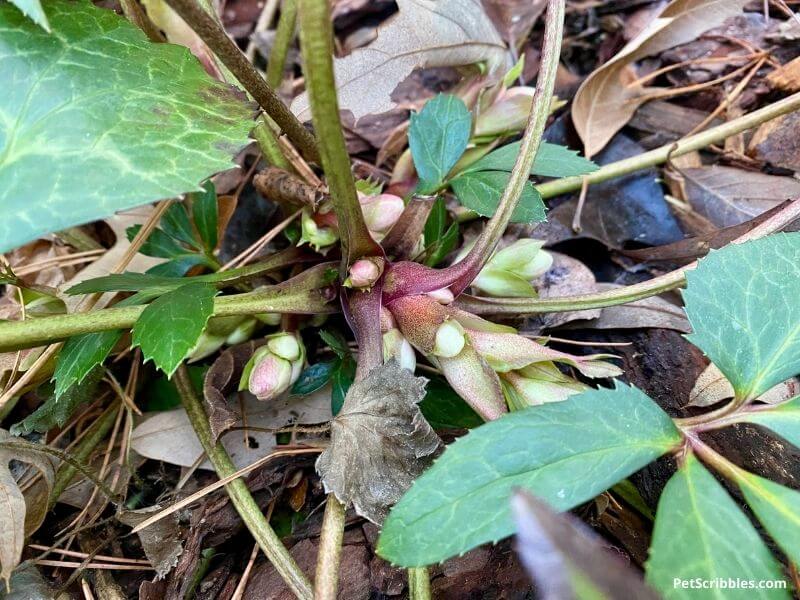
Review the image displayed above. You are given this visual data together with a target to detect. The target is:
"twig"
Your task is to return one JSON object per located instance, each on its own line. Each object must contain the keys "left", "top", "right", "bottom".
{"left": 173, "top": 365, "right": 313, "bottom": 600}
{"left": 162, "top": 0, "right": 319, "bottom": 163}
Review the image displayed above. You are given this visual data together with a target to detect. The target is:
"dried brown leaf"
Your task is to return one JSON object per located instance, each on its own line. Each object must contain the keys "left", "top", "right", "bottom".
{"left": 572, "top": 0, "right": 750, "bottom": 157}
{"left": 481, "top": 0, "right": 546, "bottom": 44}
{"left": 291, "top": 0, "right": 507, "bottom": 121}
{"left": 688, "top": 363, "right": 800, "bottom": 408}
{"left": 316, "top": 361, "right": 441, "bottom": 524}
{"left": 118, "top": 506, "right": 184, "bottom": 579}
{"left": 526, "top": 252, "right": 600, "bottom": 331}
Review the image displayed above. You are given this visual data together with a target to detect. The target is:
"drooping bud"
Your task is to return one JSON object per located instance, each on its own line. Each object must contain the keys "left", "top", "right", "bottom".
{"left": 427, "top": 287, "right": 455, "bottom": 304}
{"left": 256, "top": 313, "right": 282, "bottom": 326}
{"left": 299, "top": 209, "right": 338, "bottom": 252}
{"left": 189, "top": 315, "right": 257, "bottom": 361}
{"left": 240, "top": 332, "right": 305, "bottom": 400}
{"left": 344, "top": 258, "right": 384, "bottom": 289}
{"left": 473, "top": 239, "right": 553, "bottom": 298}
{"left": 433, "top": 319, "right": 466, "bottom": 358}
{"left": 383, "top": 328, "right": 417, "bottom": 372}
{"left": 360, "top": 193, "right": 404, "bottom": 239}
{"left": 502, "top": 362, "right": 588, "bottom": 410}
{"left": 225, "top": 317, "right": 258, "bottom": 345}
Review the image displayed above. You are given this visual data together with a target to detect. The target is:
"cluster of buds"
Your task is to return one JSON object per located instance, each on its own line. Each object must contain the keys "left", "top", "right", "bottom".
{"left": 387, "top": 293, "right": 621, "bottom": 420}
{"left": 188, "top": 313, "right": 281, "bottom": 362}
{"left": 299, "top": 192, "right": 404, "bottom": 252}
{"left": 240, "top": 332, "right": 305, "bottom": 401}
{"left": 461, "top": 238, "right": 552, "bottom": 298}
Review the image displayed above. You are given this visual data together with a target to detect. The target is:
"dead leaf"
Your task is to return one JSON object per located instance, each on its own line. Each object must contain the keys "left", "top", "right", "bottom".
{"left": 572, "top": 0, "right": 750, "bottom": 157}
{"left": 0, "top": 431, "right": 56, "bottom": 586}
{"left": 749, "top": 110, "right": 800, "bottom": 172}
{"left": 481, "top": 0, "right": 546, "bottom": 44}
{"left": 118, "top": 506, "right": 184, "bottom": 579}
{"left": 0, "top": 562, "right": 70, "bottom": 600}
{"left": 688, "top": 363, "right": 800, "bottom": 408}
{"left": 131, "top": 391, "right": 331, "bottom": 470}
{"left": 291, "top": 0, "right": 507, "bottom": 121}
{"left": 674, "top": 166, "right": 800, "bottom": 228}
{"left": 316, "top": 361, "right": 441, "bottom": 524}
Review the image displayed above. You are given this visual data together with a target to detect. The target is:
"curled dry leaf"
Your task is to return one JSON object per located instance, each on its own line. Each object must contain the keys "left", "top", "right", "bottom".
{"left": 688, "top": 363, "right": 800, "bottom": 408}
{"left": 572, "top": 0, "right": 750, "bottom": 157}
{"left": 316, "top": 361, "right": 442, "bottom": 524}
{"left": 0, "top": 431, "right": 56, "bottom": 586}
{"left": 291, "top": 0, "right": 507, "bottom": 121}
{"left": 118, "top": 506, "right": 183, "bottom": 579}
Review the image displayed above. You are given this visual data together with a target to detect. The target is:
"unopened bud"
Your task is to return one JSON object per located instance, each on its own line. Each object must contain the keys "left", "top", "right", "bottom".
{"left": 427, "top": 287, "right": 455, "bottom": 304}
{"left": 503, "top": 362, "right": 587, "bottom": 409}
{"left": 360, "top": 193, "right": 404, "bottom": 238}
{"left": 383, "top": 328, "right": 417, "bottom": 372}
{"left": 256, "top": 312, "right": 282, "bottom": 326}
{"left": 299, "top": 209, "right": 338, "bottom": 252}
{"left": 267, "top": 333, "right": 302, "bottom": 361}
{"left": 473, "top": 239, "right": 552, "bottom": 298}
{"left": 474, "top": 87, "right": 534, "bottom": 138}
{"left": 344, "top": 258, "right": 383, "bottom": 289}
{"left": 433, "top": 319, "right": 466, "bottom": 358}
{"left": 225, "top": 317, "right": 258, "bottom": 345}
{"left": 240, "top": 332, "right": 305, "bottom": 400}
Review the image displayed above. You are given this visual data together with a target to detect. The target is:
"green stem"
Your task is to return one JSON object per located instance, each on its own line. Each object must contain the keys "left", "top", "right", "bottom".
{"left": 408, "top": 567, "right": 432, "bottom": 600}
{"left": 266, "top": 0, "right": 297, "bottom": 89}
{"left": 536, "top": 90, "right": 800, "bottom": 199}
{"left": 314, "top": 495, "right": 346, "bottom": 600}
{"left": 253, "top": 116, "right": 293, "bottom": 170}
{"left": 162, "top": 0, "right": 319, "bottom": 163}
{"left": 174, "top": 365, "right": 313, "bottom": 600}
{"left": 296, "top": 0, "right": 381, "bottom": 264}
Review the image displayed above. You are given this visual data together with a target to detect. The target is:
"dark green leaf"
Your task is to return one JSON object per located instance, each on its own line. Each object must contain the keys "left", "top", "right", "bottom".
{"left": 0, "top": 0, "right": 253, "bottom": 254}
{"left": 409, "top": 94, "right": 472, "bottom": 194}
{"left": 465, "top": 141, "right": 598, "bottom": 178}
{"left": 451, "top": 171, "right": 545, "bottom": 224}
{"left": 418, "top": 377, "right": 483, "bottom": 429}
{"left": 423, "top": 196, "right": 446, "bottom": 243}
{"left": 131, "top": 282, "right": 217, "bottom": 376}
{"left": 736, "top": 397, "right": 800, "bottom": 448}
{"left": 684, "top": 234, "right": 800, "bottom": 400}
{"left": 146, "top": 254, "right": 212, "bottom": 277}
{"left": 646, "top": 454, "right": 788, "bottom": 598}
{"left": 7, "top": 0, "right": 48, "bottom": 30}
{"left": 141, "top": 366, "right": 206, "bottom": 411}
{"left": 377, "top": 383, "right": 681, "bottom": 566}
{"left": 192, "top": 181, "right": 218, "bottom": 252}
{"left": 424, "top": 222, "right": 458, "bottom": 267}
{"left": 53, "top": 330, "right": 121, "bottom": 399}
{"left": 126, "top": 226, "right": 188, "bottom": 259}
{"left": 67, "top": 272, "right": 186, "bottom": 295}
{"left": 331, "top": 357, "right": 356, "bottom": 416}
{"left": 291, "top": 360, "right": 336, "bottom": 396}
{"left": 160, "top": 204, "right": 199, "bottom": 249}
{"left": 319, "top": 329, "right": 350, "bottom": 360}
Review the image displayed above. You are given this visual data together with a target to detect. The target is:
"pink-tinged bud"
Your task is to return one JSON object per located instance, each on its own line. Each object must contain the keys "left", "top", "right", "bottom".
{"left": 248, "top": 351, "right": 292, "bottom": 400}
{"left": 267, "top": 333, "right": 301, "bottom": 361}
{"left": 360, "top": 193, "right": 404, "bottom": 236}
{"left": 433, "top": 319, "right": 466, "bottom": 358}
{"left": 427, "top": 287, "right": 455, "bottom": 304}
{"left": 383, "top": 328, "right": 417, "bottom": 372}
{"left": 344, "top": 258, "right": 384, "bottom": 289}
{"left": 299, "top": 209, "right": 338, "bottom": 251}
{"left": 474, "top": 87, "right": 534, "bottom": 138}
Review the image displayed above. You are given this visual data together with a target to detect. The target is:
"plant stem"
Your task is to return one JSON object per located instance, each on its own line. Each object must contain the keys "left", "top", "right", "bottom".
{"left": 408, "top": 567, "right": 432, "bottom": 600}
{"left": 253, "top": 116, "right": 293, "bottom": 171}
{"left": 266, "top": 0, "right": 297, "bottom": 89}
{"left": 458, "top": 195, "right": 800, "bottom": 315}
{"left": 296, "top": 0, "right": 381, "bottom": 265}
{"left": 314, "top": 495, "right": 346, "bottom": 600}
{"left": 174, "top": 365, "right": 313, "bottom": 600}
{"left": 162, "top": 0, "right": 319, "bottom": 163}
{"left": 536, "top": 90, "right": 800, "bottom": 199}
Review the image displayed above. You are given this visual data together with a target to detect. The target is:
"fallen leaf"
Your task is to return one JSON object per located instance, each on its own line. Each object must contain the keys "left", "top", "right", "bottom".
{"left": 291, "top": 0, "right": 507, "bottom": 121}
{"left": 316, "top": 361, "right": 441, "bottom": 523}
{"left": 688, "top": 363, "right": 800, "bottom": 408}
{"left": 0, "top": 562, "right": 70, "bottom": 600}
{"left": 480, "top": 0, "right": 546, "bottom": 44}
{"left": 674, "top": 166, "right": 800, "bottom": 228}
{"left": 749, "top": 110, "right": 800, "bottom": 172}
{"left": 572, "top": 0, "right": 750, "bottom": 157}
{"left": 0, "top": 431, "right": 56, "bottom": 586}
{"left": 131, "top": 391, "right": 331, "bottom": 470}
{"left": 118, "top": 506, "right": 184, "bottom": 579}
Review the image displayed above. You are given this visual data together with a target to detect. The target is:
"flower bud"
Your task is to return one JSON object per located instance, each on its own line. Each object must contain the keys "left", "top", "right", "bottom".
{"left": 383, "top": 328, "right": 417, "bottom": 372}
{"left": 256, "top": 312, "right": 282, "bottom": 326}
{"left": 189, "top": 316, "right": 256, "bottom": 361}
{"left": 360, "top": 193, "right": 404, "bottom": 238}
{"left": 240, "top": 332, "right": 305, "bottom": 400}
{"left": 433, "top": 319, "right": 466, "bottom": 358}
{"left": 344, "top": 258, "right": 384, "bottom": 289}
{"left": 427, "top": 287, "right": 455, "bottom": 305}
{"left": 502, "top": 362, "right": 587, "bottom": 410}
{"left": 299, "top": 209, "right": 338, "bottom": 252}
{"left": 267, "top": 333, "right": 301, "bottom": 361}
{"left": 473, "top": 239, "right": 553, "bottom": 298}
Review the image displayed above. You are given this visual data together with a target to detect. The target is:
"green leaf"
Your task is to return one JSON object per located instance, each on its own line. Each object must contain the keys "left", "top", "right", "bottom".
{"left": 319, "top": 329, "right": 350, "bottom": 360}
{"left": 0, "top": 0, "right": 253, "bottom": 254}
{"left": 131, "top": 282, "right": 217, "bottom": 376}
{"left": 331, "top": 357, "right": 356, "bottom": 416}
{"left": 465, "top": 141, "right": 598, "bottom": 178}
{"left": 53, "top": 330, "right": 121, "bottom": 399}
{"left": 126, "top": 226, "right": 188, "bottom": 259}
{"left": 736, "top": 397, "right": 800, "bottom": 448}
{"left": 146, "top": 254, "right": 212, "bottom": 277}
{"left": 450, "top": 171, "right": 545, "bottom": 224}
{"left": 736, "top": 470, "right": 800, "bottom": 568}
{"left": 291, "top": 360, "right": 336, "bottom": 396}
{"left": 67, "top": 272, "right": 187, "bottom": 295}
{"left": 418, "top": 377, "right": 483, "bottom": 430}
{"left": 684, "top": 234, "right": 800, "bottom": 400}
{"left": 646, "top": 454, "right": 788, "bottom": 599}
{"left": 409, "top": 94, "right": 472, "bottom": 194}
{"left": 424, "top": 222, "right": 458, "bottom": 267}
{"left": 141, "top": 366, "right": 206, "bottom": 411}
{"left": 161, "top": 204, "right": 199, "bottom": 249}
{"left": 423, "top": 196, "right": 446, "bottom": 243}
{"left": 7, "top": 0, "right": 48, "bottom": 30}
{"left": 377, "top": 383, "right": 680, "bottom": 566}
{"left": 192, "top": 181, "right": 218, "bottom": 252}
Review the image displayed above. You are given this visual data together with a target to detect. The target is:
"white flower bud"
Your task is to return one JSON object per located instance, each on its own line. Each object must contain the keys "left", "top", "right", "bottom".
{"left": 433, "top": 319, "right": 466, "bottom": 358}
{"left": 383, "top": 328, "right": 417, "bottom": 372}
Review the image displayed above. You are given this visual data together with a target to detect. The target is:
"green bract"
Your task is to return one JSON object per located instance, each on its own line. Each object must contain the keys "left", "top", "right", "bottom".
{"left": 0, "top": 0, "right": 253, "bottom": 252}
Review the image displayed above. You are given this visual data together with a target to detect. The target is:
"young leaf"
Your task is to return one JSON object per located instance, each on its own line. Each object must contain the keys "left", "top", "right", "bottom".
{"left": 511, "top": 490, "right": 659, "bottom": 600}
{"left": 291, "top": 361, "right": 336, "bottom": 396}
{"left": 192, "top": 181, "right": 218, "bottom": 252}
{"left": 131, "top": 282, "right": 217, "bottom": 376}
{"left": 52, "top": 332, "right": 120, "bottom": 399}
{"left": 684, "top": 234, "right": 800, "bottom": 400}
{"left": 377, "top": 383, "right": 681, "bottom": 566}
{"left": 646, "top": 454, "right": 788, "bottom": 599}
{"left": 464, "top": 141, "right": 598, "bottom": 178}
{"left": 451, "top": 171, "right": 546, "bottom": 223}
{"left": 126, "top": 226, "right": 188, "bottom": 259}
{"left": 0, "top": 0, "right": 253, "bottom": 254}
{"left": 7, "top": 0, "right": 49, "bottom": 30}
{"left": 409, "top": 94, "right": 472, "bottom": 194}
{"left": 160, "top": 204, "right": 199, "bottom": 249}
{"left": 735, "top": 397, "right": 800, "bottom": 448}
{"left": 736, "top": 470, "right": 800, "bottom": 568}
{"left": 319, "top": 329, "right": 351, "bottom": 360}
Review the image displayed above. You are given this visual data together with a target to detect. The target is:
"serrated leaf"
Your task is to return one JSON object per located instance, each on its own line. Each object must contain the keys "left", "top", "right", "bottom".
{"left": 409, "top": 94, "right": 472, "bottom": 194}
{"left": 736, "top": 470, "right": 800, "bottom": 568}
{"left": 736, "top": 397, "right": 800, "bottom": 448}
{"left": 131, "top": 282, "right": 216, "bottom": 376}
{"left": 160, "top": 204, "right": 199, "bottom": 249}
{"left": 646, "top": 454, "right": 788, "bottom": 599}
{"left": 291, "top": 361, "right": 336, "bottom": 396}
{"left": 53, "top": 333, "right": 119, "bottom": 399}
{"left": 377, "top": 383, "right": 680, "bottom": 566}
{"left": 464, "top": 141, "right": 598, "bottom": 178}
{"left": 145, "top": 254, "right": 212, "bottom": 277}
{"left": 7, "top": 0, "right": 48, "bottom": 30}
{"left": 319, "top": 329, "right": 350, "bottom": 360}
{"left": 451, "top": 170, "right": 545, "bottom": 223}
{"left": 0, "top": 0, "right": 253, "bottom": 253}
{"left": 683, "top": 234, "right": 800, "bottom": 401}
{"left": 192, "top": 181, "right": 218, "bottom": 252}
